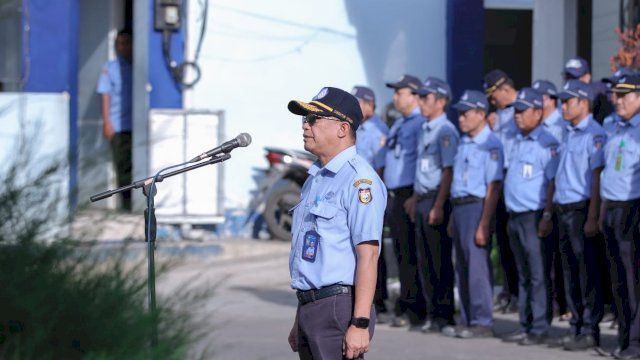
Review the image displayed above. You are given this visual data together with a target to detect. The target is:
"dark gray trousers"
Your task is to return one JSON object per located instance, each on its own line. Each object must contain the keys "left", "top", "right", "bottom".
{"left": 296, "top": 294, "right": 375, "bottom": 360}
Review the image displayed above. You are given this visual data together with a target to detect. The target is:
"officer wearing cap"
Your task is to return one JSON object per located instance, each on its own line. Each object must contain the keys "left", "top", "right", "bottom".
{"left": 602, "top": 68, "right": 636, "bottom": 134}
{"left": 563, "top": 56, "right": 613, "bottom": 124}
{"left": 286, "top": 87, "right": 387, "bottom": 359}
{"left": 599, "top": 75, "right": 640, "bottom": 359}
{"left": 351, "top": 85, "right": 391, "bottom": 323}
{"left": 442, "top": 90, "right": 503, "bottom": 339}
{"left": 484, "top": 69, "right": 520, "bottom": 314}
{"left": 383, "top": 74, "right": 429, "bottom": 329}
{"left": 532, "top": 80, "right": 565, "bottom": 142}
{"left": 402, "top": 77, "right": 459, "bottom": 333}
{"left": 551, "top": 79, "right": 605, "bottom": 351}
{"left": 352, "top": 86, "right": 388, "bottom": 174}
{"left": 501, "top": 88, "right": 559, "bottom": 345}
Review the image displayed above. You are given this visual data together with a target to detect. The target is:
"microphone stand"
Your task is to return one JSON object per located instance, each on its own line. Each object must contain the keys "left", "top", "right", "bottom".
{"left": 90, "top": 153, "right": 231, "bottom": 347}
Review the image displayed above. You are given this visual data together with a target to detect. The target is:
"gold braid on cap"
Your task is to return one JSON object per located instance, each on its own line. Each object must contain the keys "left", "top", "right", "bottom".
{"left": 485, "top": 77, "right": 506, "bottom": 95}
{"left": 309, "top": 100, "right": 354, "bottom": 124}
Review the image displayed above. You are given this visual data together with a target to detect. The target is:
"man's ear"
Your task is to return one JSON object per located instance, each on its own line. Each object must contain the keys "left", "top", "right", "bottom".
{"left": 337, "top": 122, "right": 349, "bottom": 138}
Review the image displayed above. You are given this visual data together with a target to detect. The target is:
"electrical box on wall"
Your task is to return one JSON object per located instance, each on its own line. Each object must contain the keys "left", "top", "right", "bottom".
{"left": 154, "top": 0, "right": 182, "bottom": 31}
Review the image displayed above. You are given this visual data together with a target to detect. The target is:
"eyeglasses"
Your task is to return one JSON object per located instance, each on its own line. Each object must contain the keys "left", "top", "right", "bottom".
{"left": 301, "top": 114, "right": 341, "bottom": 126}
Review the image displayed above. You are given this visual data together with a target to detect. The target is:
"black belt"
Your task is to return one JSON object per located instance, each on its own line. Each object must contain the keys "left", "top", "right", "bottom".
{"left": 296, "top": 284, "right": 352, "bottom": 305}
{"left": 605, "top": 199, "right": 640, "bottom": 209}
{"left": 416, "top": 191, "right": 438, "bottom": 201}
{"left": 555, "top": 201, "right": 587, "bottom": 213}
{"left": 388, "top": 185, "right": 413, "bottom": 198}
{"left": 451, "top": 195, "right": 483, "bottom": 206}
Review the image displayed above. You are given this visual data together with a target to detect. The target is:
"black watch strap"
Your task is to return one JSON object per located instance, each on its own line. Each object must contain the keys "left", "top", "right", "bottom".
{"left": 350, "top": 316, "right": 370, "bottom": 329}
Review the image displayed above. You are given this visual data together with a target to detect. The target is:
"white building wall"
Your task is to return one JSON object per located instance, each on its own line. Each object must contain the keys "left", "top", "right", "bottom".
{"left": 592, "top": 0, "right": 620, "bottom": 81}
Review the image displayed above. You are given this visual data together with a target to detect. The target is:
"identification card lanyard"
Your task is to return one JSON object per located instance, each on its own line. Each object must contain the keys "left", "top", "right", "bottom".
{"left": 615, "top": 139, "right": 625, "bottom": 171}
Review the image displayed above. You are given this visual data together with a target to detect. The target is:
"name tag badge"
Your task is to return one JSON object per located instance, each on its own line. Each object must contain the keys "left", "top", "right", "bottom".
{"left": 302, "top": 230, "right": 320, "bottom": 262}
{"left": 420, "top": 158, "right": 429, "bottom": 172}
{"left": 522, "top": 163, "right": 533, "bottom": 178}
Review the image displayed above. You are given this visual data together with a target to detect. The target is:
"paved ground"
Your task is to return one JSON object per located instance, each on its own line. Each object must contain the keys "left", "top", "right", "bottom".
{"left": 75, "top": 211, "right": 619, "bottom": 359}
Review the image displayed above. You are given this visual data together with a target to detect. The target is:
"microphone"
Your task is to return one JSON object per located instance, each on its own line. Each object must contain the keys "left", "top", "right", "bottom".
{"left": 189, "top": 133, "right": 252, "bottom": 163}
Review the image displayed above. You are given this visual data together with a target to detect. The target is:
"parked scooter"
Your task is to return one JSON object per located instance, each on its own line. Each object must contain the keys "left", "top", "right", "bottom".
{"left": 247, "top": 147, "right": 315, "bottom": 241}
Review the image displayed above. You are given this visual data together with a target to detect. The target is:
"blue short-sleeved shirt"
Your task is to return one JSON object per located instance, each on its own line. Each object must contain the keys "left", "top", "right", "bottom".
{"left": 493, "top": 107, "right": 518, "bottom": 168}
{"left": 356, "top": 118, "right": 387, "bottom": 170}
{"left": 553, "top": 115, "right": 606, "bottom": 204}
{"left": 451, "top": 125, "right": 504, "bottom": 199}
{"left": 603, "top": 112, "right": 620, "bottom": 135}
{"left": 289, "top": 146, "right": 387, "bottom": 291}
{"left": 369, "top": 113, "right": 390, "bottom": 136}
{"left": 542, "top": 109, "right": 565, "bottom": 143}
{"left": 504, "top": 126, "right": 560, "bottom": 212}
{"left": 383, "top": 107, "right": 425, "bottom": 189}
{"left": 96, "top": 58, "right": 132, "bottom": 133}
{"left": 601, "top": 113, "right": 640, "bottom": 201}
{"left": 414, "top": 113, "right": 460, "bottom": 194}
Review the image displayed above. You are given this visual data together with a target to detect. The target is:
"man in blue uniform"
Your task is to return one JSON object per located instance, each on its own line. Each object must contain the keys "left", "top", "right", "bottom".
{"left": 501, "top": 88, "right": 559, "bottom": 345}
{"left": 602, "top": 68, "right": 636, "bottom": 134}
{"left": 286, "top": 87, "right": 387, "bottom": 360}
{"left": 352, "top": 86, "right": 387, "bottom": 174}
{"left": 443, "top": 90, "right": 503, "bottom": 339}
{"left": 599, "top": 75, "right": 640, "bottom": 360}
{"left": 383, "top": 74, "right": 428, "bottom": 329}
{"left": 351, "top": 85, "right": 390, "bottom": 322}
{"left": 97, "top": 29, "right": 133, "bottom": 211}
{"left": 552, "top": 79, "right": 605, "bottom": 351}
{"left": 532, "top": 80, "right": 565, "bottom": 142}
{"left": 483, "top": 69, "right": 519, "bottom": 313}
{"left": 403, "top": 77, "right": 459, "bottom": 333}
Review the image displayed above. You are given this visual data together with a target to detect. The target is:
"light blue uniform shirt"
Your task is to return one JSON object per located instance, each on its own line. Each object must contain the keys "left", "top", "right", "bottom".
{"left": 383, "top": 107, "right": 424, "bottom": 189}
{"left": 542, "top": 108, "right": 565, "bottom": 143}
{"left": 504, "top": 126, "right": 560, "bottom": 212}
{"left": 356, "top": 118, "right": 387, "bottom": 170}
{"left": 451, "top": 125, "right": 504, "bottom": 199}
{"left": 414, "top": 113, "right": 460, "bottom": 194}
{"left": 553, "top": 115, "right": 606, "bottom": 204}
{"left": 96, "top": 57, "right": 132, "bottom": 133}
{"left": 601, "top": 113, "right": 640, "bottom": 201}
{"left": 369, "top": 113, "right": 390, "bottom": 136}
{"left": 288, "top": 146, "right": 387, "bottom": 291}
{"left": 494, "top": 107, "right": 518, "bottom": 168}
{"left": 603, "top": 112, "right": 620, "bottom": 135}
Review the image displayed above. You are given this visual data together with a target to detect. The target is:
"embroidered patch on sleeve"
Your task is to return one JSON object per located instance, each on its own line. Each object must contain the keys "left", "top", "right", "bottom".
{"left": 353, "top": 179, "right": 373, "bottom": 187}
{"left": 358, "top": 188, "right": 372, "bottom": 204}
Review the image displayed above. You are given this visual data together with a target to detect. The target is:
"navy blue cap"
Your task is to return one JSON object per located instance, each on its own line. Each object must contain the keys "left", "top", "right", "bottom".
{"left": 511, "top": 87, "right": 543, "bottom": 111}
{"left": 415, "top": 77, "right": 451, "bottom": 98}
{"left": 453, "top": 90, "right": 489, "bottom": 112}
{"left": 609, "top": 75, "right": 640, "bottom": 94}
{"left": 288, "top": 87, "right": 363, "bottom": 130}
{"left": 351, "top": 86, "right": 375, "bottom": 102}
{"left": 564, "top": 57, "right": 590, "bottom": 79}
{"left": 483, "top": 69, "right": 512, "bottom": 95}
{"left": 602, "top": 67, "right": 637, "bottom": 84}
{"left": 557, "top": 79, "right": 593, "bottom": 101}
{"left": 385, "top": 74, "right": 422, "bottom": 91}
{"left": 532, "top": 79, "right": 558, "bottom": 98}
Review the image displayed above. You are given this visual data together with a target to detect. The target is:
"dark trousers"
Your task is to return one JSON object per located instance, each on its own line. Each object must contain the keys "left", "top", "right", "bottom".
{"left": 415, "top": 196, "right": 454, "bottom": 323}
{"left": 602, "top": 201, "right": 640, "bottom": 351}
{"left": 385, "top": 186, "right": 427, "bottom": 324}
{"left": 452, "top": 200, "right": 493, "bottom": 327}
{"left": 296, "top": 294, "right": 375, "bottom": 360}
{"left": 507, "top": 210, "right": 549, "bottom": 335}
{"left": 542, "top": 215, "right": 567, "bottom": 322}
{"left": 110, "top": 132, "right": 132, "bottom": 210}
{"left": 557, "top": 205, "right": 603, "bottom": 339}
{"left": 374, "top": 233, "right": 389, "bottom": 314}
{"left": 495, "top": 197, "right": 519, "bottom": 300}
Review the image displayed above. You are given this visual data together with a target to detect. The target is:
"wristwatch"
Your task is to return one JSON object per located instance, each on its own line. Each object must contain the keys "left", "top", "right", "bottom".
{"left": 542, "top": 211, "right": 553, "bottom": 221}
{"left": 350, "top": 317, "right": 370, "bottom": 329}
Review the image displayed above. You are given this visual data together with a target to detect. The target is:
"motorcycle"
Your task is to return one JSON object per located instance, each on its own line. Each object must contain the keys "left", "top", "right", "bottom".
{"left": 246, "top": 147, "right": 315, "bottom": 241}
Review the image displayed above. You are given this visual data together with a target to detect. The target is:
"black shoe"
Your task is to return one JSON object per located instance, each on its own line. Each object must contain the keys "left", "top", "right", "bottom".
{"left": 504, "top": 296, "right": 519, "bottom": 314}
{"left": 502, "top": 331, "right": 527, "bottom": 343}
{"left": 564, "top": 334, "right": 597, "bottom": 351}
{"left": 519, "top": 333, "right": 548, "bottom": 346}
{"left": 614, "top": 348, "right": 640, "bottom": 360}
{"left": 493, "top": 297, "right": 509, "bottom": 312}
{"left": 546, "top": 333, "right": 574, "bottom": 348}
{"left": 456, "top": 326, "right": 494, "bottom": 339}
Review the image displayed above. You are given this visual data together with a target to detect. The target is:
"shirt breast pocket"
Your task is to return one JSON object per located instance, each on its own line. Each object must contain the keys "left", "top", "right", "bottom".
{"left": 309, "top": 202, "right": 340, "bottom": 236}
